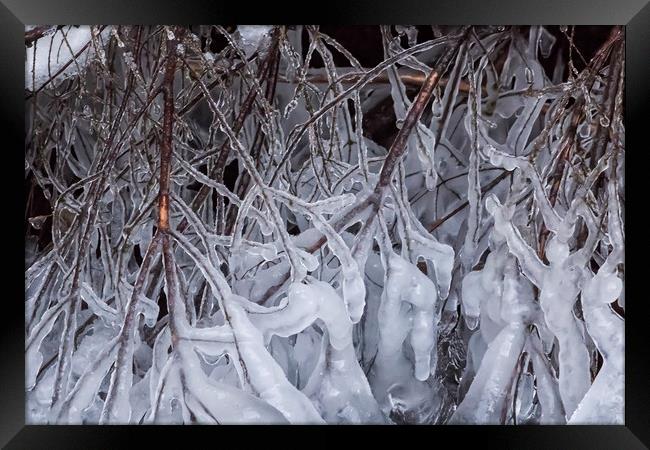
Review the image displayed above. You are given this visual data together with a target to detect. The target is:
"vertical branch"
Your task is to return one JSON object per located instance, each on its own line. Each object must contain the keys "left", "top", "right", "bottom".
{"left": 158, "top": 29, "right": 181, "bottom": 233}
{"left": 158, "top": 27, "right": 185, "bottom": 344}
{"left": 99, "top": 233, "right": 161, "bottom": 423}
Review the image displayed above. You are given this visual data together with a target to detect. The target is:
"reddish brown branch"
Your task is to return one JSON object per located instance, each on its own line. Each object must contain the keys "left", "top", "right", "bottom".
{"left": 375, "top": 33, "right": 466, "bottom": 193}
{"left": 158, "top": 29, "right": 184, "bottom": 232}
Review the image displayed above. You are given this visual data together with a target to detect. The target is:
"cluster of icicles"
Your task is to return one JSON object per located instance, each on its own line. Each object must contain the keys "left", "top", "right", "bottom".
{"left": 25, "top": 25, "right": 623, "bottom": 424}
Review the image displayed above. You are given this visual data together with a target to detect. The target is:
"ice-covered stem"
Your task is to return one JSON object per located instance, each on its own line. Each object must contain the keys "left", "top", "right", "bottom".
{"left": 158, "top": 28, "right": 184, "bottom": 232}
{"left": 223, "top": 31, "right": 281, "bottom": 235}
{"left": 381, "top": 26, "right": 439, "bottom": 190}
{"left": 99, "top": 28, "right": 184, "bottom": 423}
{"left": 529, "top": 337, "right": 566, "bottom": 423}
{"left": 461, "top": 57, "right": 483, "bottom": 271}
{"left": 182, "top": 31, "right": 279, "bottom": 230}
{"left": 590, "top": 39, "right": 624, "bottom": 165}
{"left": 485, "top": 194, "right": 546, "bottom": 287}
{"left": 569, "top": 286, "right": 623, "bottom": 424}
{"left": 449, "top": 323, "right": 528, "bottom": 424}
{"left": 50, "top": 65, "right": 139, "bottom": 409}
{"left": 536, "top": 103, "right": 583, "bottom": 259}
{"left": 25, "top": 25, "right": 57, "bottom": 47}
{"left": 374, "top": 30, "right": 467, "bottom": 194}
{"left": 572, "top": 287, "right": 623, "bottom": 423}
{"left": 255, "top": 194, "right": 378, "bottom": 305}
{"left": 184, "top": 57, "right": 314, "bottom": 283}
{"left": 168, "top": 229, "right": 324, "bottom": 423}
{"left": 268, "top": 188, "right": 365, "bottom": 322}
{"left": 570, "top": 161, "right": 624, "bottom": 424}
{"left": 537, "top": 26, "right": 622, "bottom": 260}
{"left": 162, "top": 234, "right": 189, "bottom": 347}
{"left": 158, "top": 26, "right": 205, "bottom": 335}
{"left": 540, "top": 260, "right": 591, "bottom": 418}
{"left": 485, "top": 147, "right": 562, "bottom": 234}
{"left": 427, "top": 170, "right": 510, "bottom": 233}
{"left": 431, "top": 39, "right": 468, "bottom": 166}
{"left": 372, "top": 212, "right": 442, "bottom": 395}
{"left": 295, "top": 68, "right": 473, "bottom": 92}
{"left": 486, "top": 194, "right": 591, "bottom": 418}
{"left": 100, "top": 233, "right": 162, "bottom": 423}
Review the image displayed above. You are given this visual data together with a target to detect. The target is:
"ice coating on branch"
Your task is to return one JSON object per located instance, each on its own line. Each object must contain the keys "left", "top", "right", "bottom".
{"left": 270, "top": 187, "right": 366, "bottom": 323}
{"left": 450, "top": 323, "right": 527, "bottom": 424}
{"left": 286, "top": 281, "right": 353, "bottom": 349}
{"left": 56, "top": 337, "right": 119, "bottom": 423}
{"left": 570, "top": 171, "right": 624, "bottom": 424}
{"left": 485, "top": 194, "right": 546, "bottom": 287}
{"left": 236, "top": 26, "right": 274, "bottom": 57}
{"left": 225, "top": 299, "right": 325, "bottom": 423}
{"left": 537, "top": 245, "right": 591, "bottom": 418}
{"left": 569, "top": 267, "right": 623, "bottom": 424}
{"left": 483, "top": 146, "right": 562, "bottom": 233}
{"left": 174, "top": 340, "right": 289, "bottom": 424}
{"left": 486, "top": 193, "right": 591, "bottom": 419}
{"left": 303, "top": 331, "right": 385, "bottom": 424}
{"left": 390, "top": 183, "right": 455, "bottom": 301}
{"left": 568, "top": 272, "right": 623, "bottom": 424}
{"left": 363, "top": 215, "right": 446, "bottom": 421}
{"left": 530, "top": 340, "right": 565, "bottom": 424}
{"left": 215, "top": 279, "right": 354, "bottom": 351}
{"left": 455, "top": 243, "right": 540, "bottom": 424}
{"left": 460, "top": 241, "right": 511, "bottom": 334}
{"left": 26, "top": 302, "right": 67, "bottom": 391}
{"left": 169, "top": 225, "right": 343, "bottom": 423}
{"left": 25, "top": 26, "right": 111, "bottom": 91}
{"left": 382, "top": 26, "right": 438, "bottom": 190}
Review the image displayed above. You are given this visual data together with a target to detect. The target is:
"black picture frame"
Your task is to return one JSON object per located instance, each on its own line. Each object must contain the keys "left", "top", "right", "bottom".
{"left": 2, "top": 1, "right": 647, "bottom": 448}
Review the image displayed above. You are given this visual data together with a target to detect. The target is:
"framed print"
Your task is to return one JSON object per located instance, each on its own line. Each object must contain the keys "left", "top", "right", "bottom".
{"left": 1, "top": 0, "right": 648, "bottom": 447}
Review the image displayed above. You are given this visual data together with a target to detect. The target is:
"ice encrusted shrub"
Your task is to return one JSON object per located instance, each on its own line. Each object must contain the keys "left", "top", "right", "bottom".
{"left": 25, "top": 25, "right": 624, "bottom": 424}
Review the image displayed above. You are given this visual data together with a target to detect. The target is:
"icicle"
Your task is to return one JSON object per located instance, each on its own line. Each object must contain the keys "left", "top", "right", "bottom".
{"left": 376, "top": 236, "right": 439, "bottom": 382}
{"left": 461, "top": 58, "right": 484, "bottom": 271}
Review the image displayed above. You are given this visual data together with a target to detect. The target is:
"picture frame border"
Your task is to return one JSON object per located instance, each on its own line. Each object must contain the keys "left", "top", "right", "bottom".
{"left": 2, "top": 1, "right": 647, "bottom": 447}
